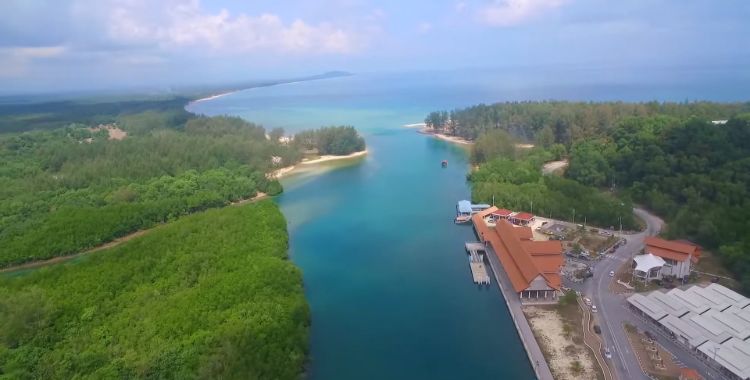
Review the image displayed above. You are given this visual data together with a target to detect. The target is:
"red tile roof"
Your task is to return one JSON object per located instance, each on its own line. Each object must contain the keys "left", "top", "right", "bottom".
{"left": 523, "top": 241, "right": 563, "bottom": 256}
{"left": 492, "top": 208, "right": 513, "bottom": 217}
{"left": 473, "top": 212, "right": 562, "bottom": 293}
{"left": 512, "top": 212, "right": 534, "bottom": 221}
{"left": 645, "top": 237, "right": 701, "bottom": 263}
{"left": 514, "top": 226, "right": 534, "bottom": 240}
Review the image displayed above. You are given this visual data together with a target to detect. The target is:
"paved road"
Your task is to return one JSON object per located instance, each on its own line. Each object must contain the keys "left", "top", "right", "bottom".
{"left": 585, "top": 208, "right": 662, "bottom": 380}
{"left": 583, "top": 208, "right": 728, "bottom": 380}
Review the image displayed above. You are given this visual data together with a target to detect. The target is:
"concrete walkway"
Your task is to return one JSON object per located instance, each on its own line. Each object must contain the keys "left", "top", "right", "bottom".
{"left": 484, "top": 244, "right": 554, "bottom": 380}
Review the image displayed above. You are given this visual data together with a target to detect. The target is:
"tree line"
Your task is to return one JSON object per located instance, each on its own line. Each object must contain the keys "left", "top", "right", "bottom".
{"left": 0, "top": 201, "right": 309, "bottom": 379}
{"left": 567, "top": 114, "right": 750, "bottom": 290}
{"left": 293, "top": 125, "right": 366, "bottom": 155}
{"left": 425, "top": 101, "right": 750, "bottom": 144}
{"left": 441, "top": 99, "right": 750, "bottom": 291}
{"left": 469, "top": 148, "right": 637, "bottom": 230}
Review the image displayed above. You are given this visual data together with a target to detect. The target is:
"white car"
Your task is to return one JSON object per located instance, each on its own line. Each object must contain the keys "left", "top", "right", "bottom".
{"left": 584, "top": 297, "right": 592, "bottom": 306}
{"left": 609, "top": 271, "right": 615, "bottom": 277}
{"left": 591, "top": 305, "right": 598, "bottom": 313}
{"left": 604, "top": 348, "right": 612, "bottom": 359}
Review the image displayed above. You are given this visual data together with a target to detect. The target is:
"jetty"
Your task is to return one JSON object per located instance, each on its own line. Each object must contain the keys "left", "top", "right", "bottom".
{"left": 455, "top": 200, "right": 491, "bottom": 224}
{"left": 465, "top": 242, "right": 491, "bottom": 284}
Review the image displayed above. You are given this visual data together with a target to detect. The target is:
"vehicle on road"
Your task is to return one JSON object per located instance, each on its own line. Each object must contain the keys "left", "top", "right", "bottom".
{"left": 609, "top": 270, "right": 615, "bottom": 277}
{"left": 591, "top": 305, "right": 597, "bottom": 313}
{"left": 584, "top": 297, "right": 591, "bottom": 306}
{"left": 593, "top": 325, "right": 601, "bottom": 334}
{"left": 604, "top": 348, "right": 612, "bottom": 359}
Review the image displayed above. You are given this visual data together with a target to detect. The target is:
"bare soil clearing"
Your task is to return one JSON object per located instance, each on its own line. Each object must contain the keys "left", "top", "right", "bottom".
{"left": 525, "top": 305, "right": 598, "bottom": 380}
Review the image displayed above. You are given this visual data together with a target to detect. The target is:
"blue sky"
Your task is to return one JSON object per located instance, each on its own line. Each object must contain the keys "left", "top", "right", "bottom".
{"left": 1, "top": 0, "right": 749, "bottom": 93}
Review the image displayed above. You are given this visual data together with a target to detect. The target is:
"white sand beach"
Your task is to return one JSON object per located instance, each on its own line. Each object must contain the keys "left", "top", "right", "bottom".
{"left": 300, "top": 150, "right": 368, "bottom": 165}
{"left": 190, "top": 91, "right": 238, "bottom": 104}
{"left": 418, "top": 128, "right": 474, "bottom": 145}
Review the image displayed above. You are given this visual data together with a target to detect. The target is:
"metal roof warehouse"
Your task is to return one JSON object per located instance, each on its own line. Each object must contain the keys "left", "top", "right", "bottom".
{"left": 627, "top": 283, "right": 750, "bottom": 380}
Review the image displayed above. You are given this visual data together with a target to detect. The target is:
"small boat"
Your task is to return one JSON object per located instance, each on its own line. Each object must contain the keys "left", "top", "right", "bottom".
{"left": 454, "top": 214, "right": 472, "bottom": 224}
{"left": 441, "top": 160, "right": 448, "bottom": 168}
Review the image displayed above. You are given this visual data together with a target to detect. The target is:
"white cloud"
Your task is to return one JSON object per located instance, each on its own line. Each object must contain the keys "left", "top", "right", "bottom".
{"left": 479, "top": 0, "right": 566, "bottom": 27}
{"left": 105, "top": 0, "right": 360, "bottom": 54}
{"left": 0, "top": 45, "right": 66, "bottom": 77}
{"left": 418, "top": 22, "right": 433, "bottom": 34}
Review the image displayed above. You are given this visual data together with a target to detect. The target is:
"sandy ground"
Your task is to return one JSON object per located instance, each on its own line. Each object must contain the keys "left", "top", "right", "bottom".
{"left": 525, "top": 306, "right": 597, "bottom": 380}
{"left": 300, "top": 149, "right": 368, "bottom": 165}
{"left": 89, "top": 124, "right": 128, "bottom": 141}
{"left": 269, "top": 165, "right": 297, "bottom": 179}
{"left": 403, "top": 123, "right": 426, "bottom": 128}
{"left": 190, "top": 91, "right": 237, "bottom": 104}
{"left": 542, "top": 160, "right": 569, "bottom": 175}
{"left": 419, "top": 128, "right": 474, "bottom": 145}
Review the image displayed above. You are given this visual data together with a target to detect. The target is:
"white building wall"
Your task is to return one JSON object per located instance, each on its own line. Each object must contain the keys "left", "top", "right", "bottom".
{"left": 661, "top": 259, "right": 691, "bottom": 278}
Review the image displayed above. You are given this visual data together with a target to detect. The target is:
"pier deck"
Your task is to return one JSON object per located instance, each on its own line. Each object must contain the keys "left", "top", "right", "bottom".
{"left": 465, "top": 242, "right": 491, "bottom": 284}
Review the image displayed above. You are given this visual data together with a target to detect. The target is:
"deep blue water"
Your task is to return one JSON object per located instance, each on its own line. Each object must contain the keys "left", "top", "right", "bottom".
{"left": 186, "top": 69, "right": 748, "bottom": 380}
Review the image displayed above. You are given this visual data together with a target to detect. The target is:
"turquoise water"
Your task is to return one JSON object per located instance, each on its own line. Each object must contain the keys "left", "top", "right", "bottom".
{"left": 186, "top": 70, "right": 747, "bottom": 380}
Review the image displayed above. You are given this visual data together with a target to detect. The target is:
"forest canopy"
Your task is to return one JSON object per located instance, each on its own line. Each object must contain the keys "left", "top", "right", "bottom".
{"left": 0, "top": 100, "right": 365, "bottom": 268}
{"left": 469, "top": 149, "right": 637, "bottom": 230}
{"left": 0, "top": 201, "right": 309, "bottom": 380}
{"left": 437, "top": 99, "right": 750, "bottom": 291}
{"left": 293, "top": 126, "right": 366, "bottom": 155}
{"left": 567, "top": 114, "right": 750, "bottom": 289}
{"left": 425, "top": 101, "right": 750, "bottom": 143}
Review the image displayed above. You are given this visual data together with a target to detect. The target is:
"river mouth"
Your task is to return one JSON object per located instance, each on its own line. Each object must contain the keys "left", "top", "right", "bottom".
{"left": 185, "top": 73, "right": 539, "bottom": 380}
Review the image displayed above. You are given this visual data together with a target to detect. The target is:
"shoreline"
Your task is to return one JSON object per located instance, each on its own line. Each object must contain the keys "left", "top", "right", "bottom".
{"left": 300, "top": 149, "right": 368, "bottom": 165}
{"left": 418, "top": 127, "right": 474, "bottom": 145}
{"left": 270, "top": 149, "right": 368, "bottom": 179}
{"left": 188, "top": 91, "right": 239, "bottom": 105}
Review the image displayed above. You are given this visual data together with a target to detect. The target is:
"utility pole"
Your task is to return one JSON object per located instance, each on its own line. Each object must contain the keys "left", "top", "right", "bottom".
{"left": 572, "top": 208, "right": 576, "bottom": 224}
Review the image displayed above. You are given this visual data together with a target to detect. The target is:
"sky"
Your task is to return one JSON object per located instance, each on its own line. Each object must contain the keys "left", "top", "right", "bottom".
{"left": 1, "top": 0, "right": 749, "bottom": 93}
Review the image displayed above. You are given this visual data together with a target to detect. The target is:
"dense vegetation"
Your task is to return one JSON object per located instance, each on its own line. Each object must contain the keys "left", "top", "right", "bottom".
{"left": 0, "top": 97, "right": 191, "bottom": 133}
{"left": 293, "top": 126, "right": 366, "bottom": 155}
{"left": 0, "top": 115, "right": 298, "bottom": 267}
{"left": 567, "top": 114, "right": 750, "bottom": 289}
{"left": 428, "top": 100, "right": 750, "bottom": 290}
{"left": 0, "top": 201, "right": 309, "bottom": 379}
{"left": 469, "top": 147, "right": 637, "bottom": 230}
{"left": 0, "top": 100, "right": 365, "bottom": 268}
{"left": 425, "top": 101, "right": 750, "bottom": 142}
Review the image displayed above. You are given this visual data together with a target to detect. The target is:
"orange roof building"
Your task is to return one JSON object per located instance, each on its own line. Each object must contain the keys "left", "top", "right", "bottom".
{"left": 644, "top": 237, "right": 701, "bottom": 280}
{"left": 679, "top": 368, "right": 702, "bottom": 380}
{"left": 472, "top": 207, "right": 563, "bottom": 299}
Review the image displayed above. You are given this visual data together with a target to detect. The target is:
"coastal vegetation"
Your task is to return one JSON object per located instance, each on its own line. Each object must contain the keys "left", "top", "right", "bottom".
{"left": 0, "top": 100, "right": 365, "bottom": 268}
{"left": 293, "top": 126, "right": 366, "bottom": 155}
{"left": 0, "top": 201, "right": 309, "bottom": 379}
{"left": 567, "top": 114, "right": 750, "bottom": 290}
{"left": 469, "top": 147, "right": 637, "bottom": 230}
{"left": 425, "top": 101, "right": 750, "bottom": 143}
{"left": 427, "top": 100, "right": 750, "bottom": 291}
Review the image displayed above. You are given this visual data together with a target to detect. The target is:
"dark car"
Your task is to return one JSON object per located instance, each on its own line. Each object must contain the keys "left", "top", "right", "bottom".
{"left": 593, "top": 325, "right": 601, "bottom": 334}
